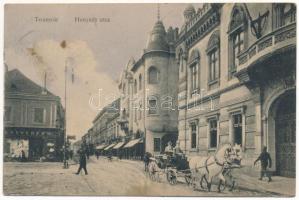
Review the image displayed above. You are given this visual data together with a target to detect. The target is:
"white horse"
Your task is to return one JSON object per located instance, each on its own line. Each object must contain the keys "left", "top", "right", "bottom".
{"left": 188, "top": 143, "right": 242, "bottom": 192}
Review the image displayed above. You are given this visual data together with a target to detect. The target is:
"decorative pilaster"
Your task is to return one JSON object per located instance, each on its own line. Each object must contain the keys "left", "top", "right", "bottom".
{"left": 252, "top": 86, "right": 262, "bottom": 154}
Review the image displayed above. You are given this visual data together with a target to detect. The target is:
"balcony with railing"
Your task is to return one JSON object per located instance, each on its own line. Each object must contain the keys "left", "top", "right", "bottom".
{"left": 237, "top": 22, "right": 295, "bottom": 71}
{"left": 235, "top": 22, "right": 296, "bottom": 83}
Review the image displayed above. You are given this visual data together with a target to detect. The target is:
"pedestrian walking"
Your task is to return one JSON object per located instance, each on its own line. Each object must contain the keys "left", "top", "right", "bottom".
{"left": 86, "top": 149, "right": 90, "bottom": 160}
{"left": 69, "top": 150, "right": 73, "bottom": 160}
{"left": 21, "top": 150, "right": 26, "bottom": 162}
{"left": 107, "top": 150, "right": 112, "bottom": 161}
{"left": 143, "top": 152, "right": 151, "bottom": 172}
{"left": 96, "top": 151, "right": 99, "bottom": 160}
{"left": 75, "top": 149, "right": 88, "bottom": 175}
{"left": 254, "top": 146, "right": 272, "bottom": 182}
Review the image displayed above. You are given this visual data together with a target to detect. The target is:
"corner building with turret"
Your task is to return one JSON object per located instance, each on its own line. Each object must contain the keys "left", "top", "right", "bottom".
{"left": 118, "top": 19, "right": 179, "bottom": 155}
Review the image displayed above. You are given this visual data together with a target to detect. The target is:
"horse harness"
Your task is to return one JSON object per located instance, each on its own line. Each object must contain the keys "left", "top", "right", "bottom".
{"left": 197, "top": 155, "right": 232, "bottom": 174}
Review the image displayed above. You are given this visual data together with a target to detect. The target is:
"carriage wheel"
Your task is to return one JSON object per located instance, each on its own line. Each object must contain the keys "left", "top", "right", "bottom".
{"left": 167, "top": 170, "right": 177, "bottom": 185}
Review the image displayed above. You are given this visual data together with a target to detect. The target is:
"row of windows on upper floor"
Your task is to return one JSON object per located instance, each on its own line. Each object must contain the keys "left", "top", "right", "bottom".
{"left": 121, "top": 4, "right": 296, "bottom": 97}
{"left": 178, "top": 3, "right": 296, "bottom": 98}
{"left": 5, "top": 106, "right": 49, "bottom": 125}
{"left": 122, "top": 66, "right": 160, "bottom": 95}
{"left": 189, "top": 113, "right": 242, "bottom": 150}
{"left": 152, "top": 113, "right": 242, "bottom": 152}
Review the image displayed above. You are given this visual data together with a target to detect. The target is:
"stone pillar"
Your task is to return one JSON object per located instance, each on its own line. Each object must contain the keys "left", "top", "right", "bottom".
{"left": 254, "top": 103, "right": 262, "bottom": 154}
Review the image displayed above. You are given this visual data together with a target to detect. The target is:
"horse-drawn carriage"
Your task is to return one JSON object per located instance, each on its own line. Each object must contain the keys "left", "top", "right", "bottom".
{"left": 146, "top": 143, "right": 242, "bottom": 193}
{"left": 147, "top": 153, "right": 192, "bottom": 185}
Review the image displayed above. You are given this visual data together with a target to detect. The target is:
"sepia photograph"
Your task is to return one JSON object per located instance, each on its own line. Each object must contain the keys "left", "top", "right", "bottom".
{"left": 2, "top": 2, "right": 296, "bottom": 197}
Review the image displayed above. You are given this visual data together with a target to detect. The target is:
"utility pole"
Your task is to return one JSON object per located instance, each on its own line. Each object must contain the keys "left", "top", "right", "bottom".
{"left": 63, "top": 60, "right": 69, "bottom": 169}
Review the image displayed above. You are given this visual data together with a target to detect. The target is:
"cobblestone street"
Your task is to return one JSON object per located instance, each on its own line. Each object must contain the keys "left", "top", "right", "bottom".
{"left": 3, "top": 157, "right": 292, "bottom": 196}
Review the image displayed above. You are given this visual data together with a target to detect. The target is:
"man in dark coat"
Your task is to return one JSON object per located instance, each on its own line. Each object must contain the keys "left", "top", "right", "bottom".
{"left": 95, "top": 151, "right": 99, "bottom": 160}
{"left": 75, "top": 150, "right": 88, "bottom": 175}
{"left": 21, "top": 150, "right": 26, "bottom": 162}
{"left": 69, "top": 150, "right": 73, "bottom": 160}
{"left": 143, "top": 152, "right": 151, "bottom": 172}
{"left": 254, "top": 146, "right": 272, "bottom": 182}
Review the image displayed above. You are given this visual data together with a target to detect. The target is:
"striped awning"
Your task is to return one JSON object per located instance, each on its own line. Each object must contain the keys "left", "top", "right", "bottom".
{"left": 96, "top": 144, "right": 107, "bottom": 150}
{"left": 123, "top": 138, "right": 142, "bottom": 148}
{"left": 113, "top": 142, "right": 125, "bottom": 149}
{"left": 104, "top": 143, "right": 116, "bottom": 151}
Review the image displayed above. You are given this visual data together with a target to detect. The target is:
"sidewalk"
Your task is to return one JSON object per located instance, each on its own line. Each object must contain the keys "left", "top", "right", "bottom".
{"left": 232, "top": 167, "right": 295, "bottom": 197}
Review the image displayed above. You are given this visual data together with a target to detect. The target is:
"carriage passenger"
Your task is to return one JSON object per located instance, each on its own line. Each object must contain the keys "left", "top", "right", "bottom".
{"left": 174, "top": 141, "right": 183, "bottom": 155}
{"left": 164, "top": 141, "right": 174, "bottom": 156}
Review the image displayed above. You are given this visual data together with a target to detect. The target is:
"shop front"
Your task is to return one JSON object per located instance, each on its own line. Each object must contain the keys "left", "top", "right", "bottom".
{"left": 4, "top": 127, "right": 63, "bottom": 161}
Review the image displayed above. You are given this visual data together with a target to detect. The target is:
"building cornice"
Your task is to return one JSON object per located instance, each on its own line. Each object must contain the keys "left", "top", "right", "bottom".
{"left": 131, "top": 50, "right": 175, "bottom": 72}
{"left": 179, "top": 82, "right": 244, "bottom": 110}
{"left": 5, "top": 92, "right": 61, "bottom": 102}
{"left": 176, "top": 5, "right": 221, "bottom": 50}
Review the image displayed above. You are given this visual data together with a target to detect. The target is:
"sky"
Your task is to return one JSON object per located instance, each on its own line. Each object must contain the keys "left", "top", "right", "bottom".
{"left": 4, "top": 3, "right": 202, "bottom": 139}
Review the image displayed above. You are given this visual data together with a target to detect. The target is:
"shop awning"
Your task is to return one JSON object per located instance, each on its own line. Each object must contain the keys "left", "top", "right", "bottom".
{"left": 113, "top": 142, "right": 125, "bottom": 149}
{"left": 96, "top": 144, "right": 107, "bottom": 150}
{"left": 123, "top": 138, "right": 143, "bottom": 148}
{"left": 104, "top": 143, "right": 116, "bottom": 151}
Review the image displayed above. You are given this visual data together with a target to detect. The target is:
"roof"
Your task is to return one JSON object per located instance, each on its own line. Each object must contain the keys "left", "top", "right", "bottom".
{"left": 145, "top": 20, "right": 169, "bottom": 52}
{"left": 184, "top": 4, "right": 196, "bottom": 16}
{"left": 92, "top": 98, "right": 120, "bottom": 123}
{"left": 5, "top": 69, "right": 56, "bottom": 97}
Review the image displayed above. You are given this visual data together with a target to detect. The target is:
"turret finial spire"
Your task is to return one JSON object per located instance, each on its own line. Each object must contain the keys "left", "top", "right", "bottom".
{"left": 157, "top": 3, "right": 160, "bottom": 21}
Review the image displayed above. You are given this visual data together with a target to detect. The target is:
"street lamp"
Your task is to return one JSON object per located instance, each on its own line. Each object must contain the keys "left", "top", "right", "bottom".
{"left": 62, "top": 59, "right": 69, "bottom": 169}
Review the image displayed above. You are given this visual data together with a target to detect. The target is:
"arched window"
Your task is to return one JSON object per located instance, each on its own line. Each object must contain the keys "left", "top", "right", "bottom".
{"left": 207, "top": 30, "right": 220, "bottom": 84}
{"left": 148, "top": 66, "right": 159, "bottom": 84}
{"left": 134, "top": 79, "right": 137, "bottom": 94}
{"left": 228, "top": 5, "right": 248, "bottom": 79}
{"left": 139, "top": 74, "right": 142, "bottom": 90}
{"left": 282, "top": 4, "right": 296, "bottom": 25}
{"left": 273, "top": 3, "right": 296, "bottom": 29}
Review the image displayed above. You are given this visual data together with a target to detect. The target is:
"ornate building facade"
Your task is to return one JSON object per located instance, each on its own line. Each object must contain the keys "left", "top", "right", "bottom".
{"left": 4, "top": 69, "right": 65, "bottom": 161}
{"left": 90, "top": 98, "right": 121, "bottom": 146}
{"left": 176, "top": 3, "right": 296, "bottom": 177}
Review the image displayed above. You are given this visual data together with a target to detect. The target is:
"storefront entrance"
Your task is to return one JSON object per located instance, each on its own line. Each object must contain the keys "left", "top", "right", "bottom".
{"left": 29, "top": 137, "right": 45, "bottom": 161}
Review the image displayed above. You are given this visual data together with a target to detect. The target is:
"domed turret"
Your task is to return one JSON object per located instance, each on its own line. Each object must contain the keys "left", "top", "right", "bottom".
{"left": 146, "top": 20, "right": 169, "bottom": 52}
{"left": 184, "top": 4, "right": 195, "bottom": 22}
